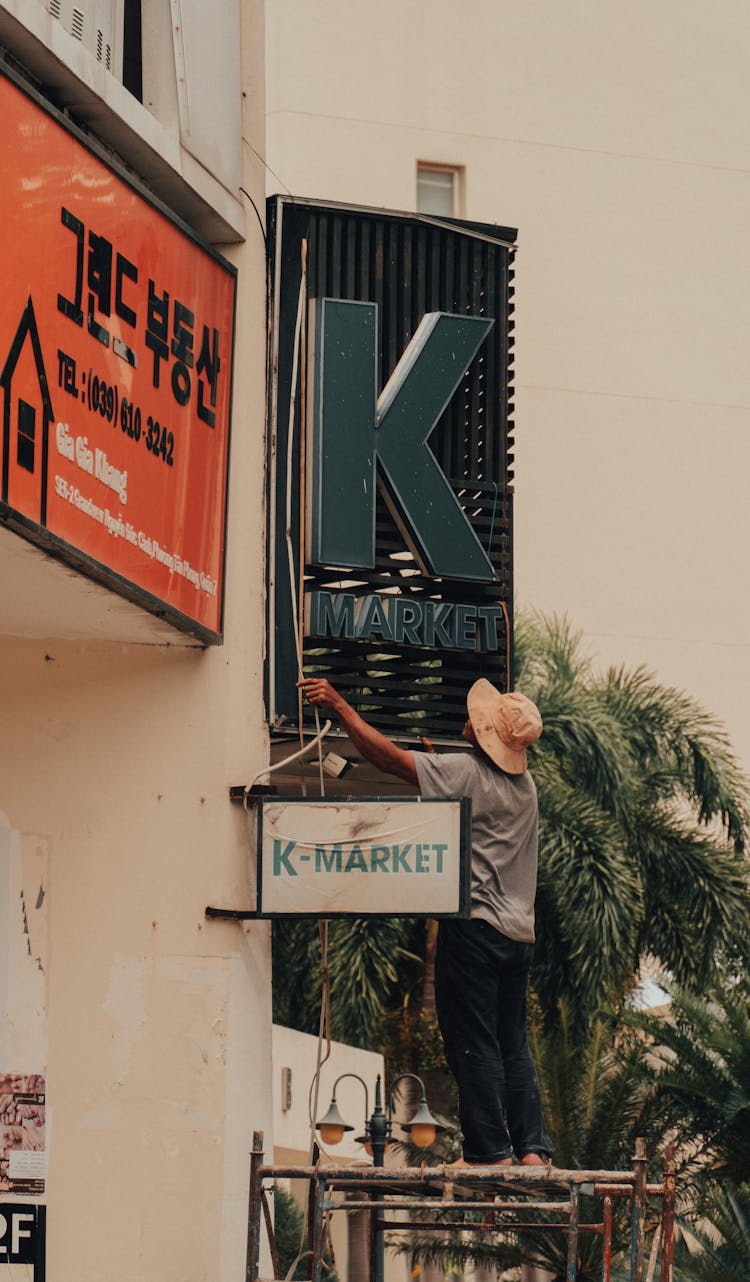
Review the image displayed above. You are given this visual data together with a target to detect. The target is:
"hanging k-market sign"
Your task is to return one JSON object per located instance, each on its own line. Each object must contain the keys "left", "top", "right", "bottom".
{"left": 256, "top": 797, "right": 471, "bottom": 917}
{"left": 0, "top": 68, "right": 236, "bottom": 643}
{"left": 267, "top": 196, "right": 517, "bottom": 740}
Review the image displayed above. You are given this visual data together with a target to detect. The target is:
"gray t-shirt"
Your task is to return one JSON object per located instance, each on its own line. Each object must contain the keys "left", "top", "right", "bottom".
{"left": 413, "top": 749, "right": 538, "bottom": 942}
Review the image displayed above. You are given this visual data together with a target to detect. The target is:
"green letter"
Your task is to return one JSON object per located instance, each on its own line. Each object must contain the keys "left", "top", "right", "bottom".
{"left": 308, "top": 300, "right": 377, "bottom": 568}
{"left": 315, "top": 845, "right": 343, "bottom": 872}
{"left": 273, "top": 840, "right": 297, "bottom": 876}
{"left": 454, "top": 605, "right": 478, "bottom": 650}
{"left": 308, "top": 301, "right": 496, "bottom": 581}
{"left": 415, "top": 844, "right": 430, "bottom": 873}
{"left": 355, "top": 595, "right": 394, "bottom": 642}
{"left": 345, "top": 845, "right": 368, "bottom": 872}
{"left": 393, "top": 598, "right": 424, "bottom": 645}
{"left": 477, "top": 606, "right": 504, "bottom": 651}
{"left": 423, "top": 601, "right": 455, "bottom": 647}
{"left": 308, "top": 591, "right": 355, "bottom": 639}
{"left": 370, "top": 846, "right": 391, "bottom": 872}
{"left": 392, "top": 845, "right": 413, "bottom": 873}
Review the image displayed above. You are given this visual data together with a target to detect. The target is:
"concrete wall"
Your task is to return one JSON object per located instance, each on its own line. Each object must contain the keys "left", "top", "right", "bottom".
{"left": 265, "top": 0, "right": 750, "bottom": 770}
{"left": 0, "top": 1, "right": 271, "bottom": 1279}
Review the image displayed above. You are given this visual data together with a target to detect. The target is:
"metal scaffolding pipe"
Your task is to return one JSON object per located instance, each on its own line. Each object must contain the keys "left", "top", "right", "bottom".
{"left": 244, "top": 1134, "right": 676, "bottom": 1282}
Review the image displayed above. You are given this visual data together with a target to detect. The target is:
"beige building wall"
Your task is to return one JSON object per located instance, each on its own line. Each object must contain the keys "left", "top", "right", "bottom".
{"left": 0, "top": 1, "right": 272, "bottom": 1279}
{"left": 265, "top": 1, "right": 750, "bottom": 770}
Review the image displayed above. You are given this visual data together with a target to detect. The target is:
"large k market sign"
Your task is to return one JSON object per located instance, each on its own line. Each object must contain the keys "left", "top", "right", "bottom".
{"left": 266, "top": 197, "right": 517, "bottom": 740}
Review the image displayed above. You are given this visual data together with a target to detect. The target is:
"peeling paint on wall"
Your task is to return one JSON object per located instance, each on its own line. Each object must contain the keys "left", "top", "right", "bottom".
{"left": 0, "top": 825, "right": 48, "bottom": 1073}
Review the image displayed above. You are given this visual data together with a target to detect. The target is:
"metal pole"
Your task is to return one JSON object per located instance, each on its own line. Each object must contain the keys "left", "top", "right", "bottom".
{"left": 306, "top": 1146, "right": 320, "bottom": 1282}
{"left": 566, "top": 1182, "right": 580, "bottom": 1282}
{"left": 629, "top": 1138, "right": 648, "bottom": 1282}
{"left": 659, "top": 1146, "right": 676, "bottom": 1282}
{"left": 245, "top": 1130, "right": 265, "bottom": 1282}
{"left": 310, "top": 1174, "right": 326, "bottom": 1282}
{"left": 368, "top": 1075, "right": 389, "bottom": 1282}
{"left": 602, "top": 1195, "right": 612, "bottom": 1282}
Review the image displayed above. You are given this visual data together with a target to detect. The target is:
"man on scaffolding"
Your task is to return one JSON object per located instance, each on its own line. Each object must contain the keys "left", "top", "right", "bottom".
{"left": 298, "top": 675, "right": 553, "bottom": 1169}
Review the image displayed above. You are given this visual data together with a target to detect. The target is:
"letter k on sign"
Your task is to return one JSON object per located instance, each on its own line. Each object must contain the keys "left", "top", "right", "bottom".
{"left": 307, "top": 299, "right": 496, "bottom": 582}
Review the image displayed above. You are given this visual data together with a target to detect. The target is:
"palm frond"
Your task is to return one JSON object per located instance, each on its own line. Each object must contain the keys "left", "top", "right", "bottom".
{"left": 628, "top": 978, "right": 750, "bottom": 1183}
{"left": 673, "top": 1185, "right": 750, "bottom": 1282}
{"left": 327, "top": 917, "right": 421, "bottom": 1048}
{"left": 518, "top": 607, "right": 750, "bottom": 1035}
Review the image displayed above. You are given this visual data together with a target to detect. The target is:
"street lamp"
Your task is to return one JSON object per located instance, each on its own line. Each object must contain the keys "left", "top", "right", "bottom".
{"left": 316, "top": 1071, "right": 443, "bottom": 1163}
{"left": 316, "top": 1071, "right": 444, "bottom": 1282}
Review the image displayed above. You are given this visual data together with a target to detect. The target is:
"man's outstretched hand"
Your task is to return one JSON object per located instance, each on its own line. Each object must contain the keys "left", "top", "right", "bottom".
{"left": 297, "top": 677, "right": 345, "bottom": 716}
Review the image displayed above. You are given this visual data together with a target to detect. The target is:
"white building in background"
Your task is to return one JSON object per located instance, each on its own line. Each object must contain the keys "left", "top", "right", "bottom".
{"left": 265, "top": 0, "right": 750, "bottom": 771}
{"left": 272, "top": 1025, "right": 390, "bottom": 1282}
{"left": 0, "top": 2, "right": 271, "bottom": 1279}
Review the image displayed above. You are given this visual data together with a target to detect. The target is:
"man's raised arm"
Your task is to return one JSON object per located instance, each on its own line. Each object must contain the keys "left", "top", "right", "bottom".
{"left": 298, "top": 678, "right": 418, "bottom": 787}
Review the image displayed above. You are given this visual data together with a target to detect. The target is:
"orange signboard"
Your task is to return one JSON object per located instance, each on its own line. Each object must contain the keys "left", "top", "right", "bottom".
{"left": 0, "top": 71, "right": 236, "bottom": 640}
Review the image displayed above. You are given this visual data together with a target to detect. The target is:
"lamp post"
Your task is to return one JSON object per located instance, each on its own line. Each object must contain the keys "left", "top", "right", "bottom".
{"left": 316, "top": 1071, "right": 443, "bottom": 1282}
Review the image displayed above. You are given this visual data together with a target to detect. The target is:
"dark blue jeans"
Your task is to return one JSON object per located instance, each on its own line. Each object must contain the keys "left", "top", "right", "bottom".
{"left": 435, "top": 917, "right": 552, "bottom": 1163}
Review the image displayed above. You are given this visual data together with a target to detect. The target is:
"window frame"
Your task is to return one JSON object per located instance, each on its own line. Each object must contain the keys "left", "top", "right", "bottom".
{"left": 416, "top": 162, "right": 465, "bottom": 218}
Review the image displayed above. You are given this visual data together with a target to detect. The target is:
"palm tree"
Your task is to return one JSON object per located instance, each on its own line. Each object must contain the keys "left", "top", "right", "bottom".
{"left": 625, "top": 975, "right": 750, "bottom": 1282}
{"left": 630, "top": 977, "right": 750, "bottom": 1183}
{"left": 516, "top": 611, "right": 750, "bottom": 1030}
{"left": 672, "top": 1185, "right": 750, "bottom": 1282}
{"left": 272, "top": 915, "right": 423, "bottom": 1049}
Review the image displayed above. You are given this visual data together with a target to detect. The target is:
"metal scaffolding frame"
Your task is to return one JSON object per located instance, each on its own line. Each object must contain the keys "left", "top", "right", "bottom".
{"left": 245, "top": 1133, "right": 676, "bottom": 1282}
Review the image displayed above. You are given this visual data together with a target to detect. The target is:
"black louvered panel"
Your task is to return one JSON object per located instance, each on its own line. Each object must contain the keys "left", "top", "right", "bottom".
{"left": 268, "top": 198, "right": 517, "bottom": 741}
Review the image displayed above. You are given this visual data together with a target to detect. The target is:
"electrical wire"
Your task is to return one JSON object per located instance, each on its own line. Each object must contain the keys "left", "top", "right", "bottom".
{"left": 238, "top": 185, "right": 267, "bottom": 247}
{"left": 499, "top": 599, "right": 512, "bottom": 693}
{"left": 280, "top": 240, "right": 335, "bottom": 1279}
{"left": 242, "top": 721, "right": 332, "bottom": 809}
{"left": 241, "top": 133, "right": 293, "bottom": 198}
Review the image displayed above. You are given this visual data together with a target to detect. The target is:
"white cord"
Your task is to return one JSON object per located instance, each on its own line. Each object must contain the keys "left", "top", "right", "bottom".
{"left": 243, "top": 721, "right": 332, "bottom": 808}
{"left": 283, "top": 239, "right": 327, "bottom": 798}
{"left": 284, "top": 249, "right": 306, "bottom": 677}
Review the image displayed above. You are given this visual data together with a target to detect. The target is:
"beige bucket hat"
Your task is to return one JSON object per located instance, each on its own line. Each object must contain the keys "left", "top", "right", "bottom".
{"left": 466, "top": 679, "right": 543, "bottom": 774}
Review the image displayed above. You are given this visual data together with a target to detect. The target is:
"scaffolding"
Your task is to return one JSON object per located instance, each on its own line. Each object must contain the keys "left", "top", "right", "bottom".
{"left": 245, "top": 1133, "right": 676, "bottom": 1282}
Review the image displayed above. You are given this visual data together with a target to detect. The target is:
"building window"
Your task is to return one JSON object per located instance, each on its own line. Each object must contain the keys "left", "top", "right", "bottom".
{"left": 417, "top": 164, "right": 462, "bottom": 218}
{"left": 17, "top": 400, "right": 36, "bottom": 474}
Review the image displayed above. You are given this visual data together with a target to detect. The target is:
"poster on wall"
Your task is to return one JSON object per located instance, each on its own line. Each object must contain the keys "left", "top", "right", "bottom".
{"left": 256, "top": 797, "right": 471, "bottom": 917}
{"left": 0, "top": 1075, "right": 45, "bottom": 1199}
{"left": 0, "top": 69, "right": 236, "bottom": 643}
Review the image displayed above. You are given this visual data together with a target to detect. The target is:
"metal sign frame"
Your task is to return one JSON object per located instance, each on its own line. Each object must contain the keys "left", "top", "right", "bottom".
{"left": 255, "top": 795, "right": 472, "bottom": 918}
{"left": 266, "top": 195, "right": 517, "bottom": 741}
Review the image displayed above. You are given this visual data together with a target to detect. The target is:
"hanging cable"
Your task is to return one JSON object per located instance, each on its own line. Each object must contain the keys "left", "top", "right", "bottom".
{"left": 242, "top": 722, "right": 332, "bottom": 809}
{"left": 283, "top": 238, "right": 324, "bottom": 789}
{"left": 280, "top": 241, "right": 335, "bottom": 1280}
